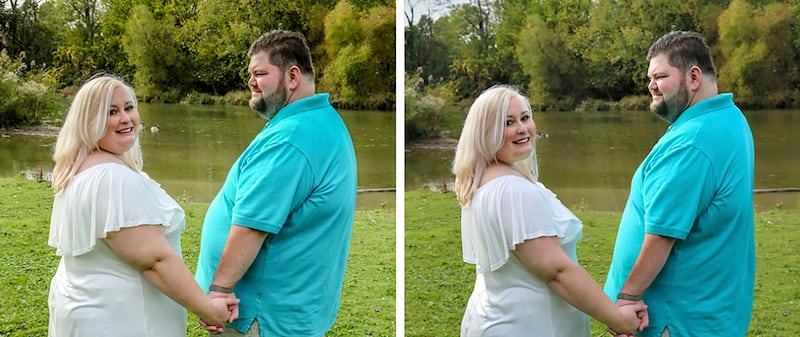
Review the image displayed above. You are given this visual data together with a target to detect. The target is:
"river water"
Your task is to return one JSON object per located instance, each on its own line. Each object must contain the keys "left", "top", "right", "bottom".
{"left": 0, "top": 103, "right": 396, "bottom": 209}
{"left": 406, "top": 109, "right": 800, "bottom": 211}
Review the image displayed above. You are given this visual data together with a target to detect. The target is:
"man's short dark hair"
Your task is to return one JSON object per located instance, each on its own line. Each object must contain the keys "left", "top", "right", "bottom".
{"left": 249, "top": 30, "right": 315, "bottom": 77}
{"left": 647, "top": 31, "right": 716, "bottom": 79}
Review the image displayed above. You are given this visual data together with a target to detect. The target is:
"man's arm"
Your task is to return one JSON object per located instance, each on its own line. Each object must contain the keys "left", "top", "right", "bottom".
{"left": 608, "top": 234, "right": 675, "bottom": 336}
{"left": 620, "top": 233, "right": 676, "bottom": 297}
{"left": 198, "top": 225, "right": 267, "bottom": 332}
{"left": 211, "top": 225, "right": 269, "bottom": 289}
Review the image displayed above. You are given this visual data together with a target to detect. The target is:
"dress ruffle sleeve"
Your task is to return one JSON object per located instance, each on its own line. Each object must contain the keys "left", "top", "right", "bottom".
{"left": 48, "top": 163, "right": 185, "bottom": 256}
{"left": 461, "top": 176, "right": 582, "bottom": 273}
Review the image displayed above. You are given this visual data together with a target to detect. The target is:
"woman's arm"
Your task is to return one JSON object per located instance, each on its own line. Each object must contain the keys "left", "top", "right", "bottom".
{"left": 104, "top": 225, "right": 237, "bottom": 328}
{"left": 515, "top": 236, "right": 645, "bottom": 334}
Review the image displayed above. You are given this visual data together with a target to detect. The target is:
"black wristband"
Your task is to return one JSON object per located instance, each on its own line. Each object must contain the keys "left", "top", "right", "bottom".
{"left": 616, "top": 291, "right": 642, "bottom": 301}
{"left": 209, "top": 284, "right": 234, "bottom": 294}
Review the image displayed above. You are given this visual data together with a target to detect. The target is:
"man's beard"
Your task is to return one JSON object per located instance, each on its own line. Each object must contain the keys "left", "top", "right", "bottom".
{"left": 650, "top": 78, "right": 690, "bottom": 123}
{"left": 250, "top": 79, "right": 287, "bottom": 120}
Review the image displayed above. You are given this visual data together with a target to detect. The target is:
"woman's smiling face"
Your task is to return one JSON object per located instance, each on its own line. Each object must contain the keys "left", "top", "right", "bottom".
{"left": 496, "top": 96, "right": 536, "bottom": 165}
{"left": 97, "top": 87, "right": 139, "bottom": 154}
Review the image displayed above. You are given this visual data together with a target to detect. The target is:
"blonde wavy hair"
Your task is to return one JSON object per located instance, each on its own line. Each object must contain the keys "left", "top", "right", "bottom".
{"left": 51, "top": 75, "right": 143, "bottom": 194}
{"left": 452, "top": 85, "right": 538, "bottom": 206}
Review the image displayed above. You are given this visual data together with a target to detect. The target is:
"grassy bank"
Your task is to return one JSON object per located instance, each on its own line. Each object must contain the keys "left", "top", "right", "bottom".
{"left": 405, "top": 190, "right": 800, "bottom": 336}
{"left": 0, "top": 177, "right": 395, "bottom": 337}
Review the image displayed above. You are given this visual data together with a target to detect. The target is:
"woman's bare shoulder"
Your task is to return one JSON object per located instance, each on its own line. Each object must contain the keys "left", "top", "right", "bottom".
{"left": 479, "top": 164, "right": 524, "bottom": 188}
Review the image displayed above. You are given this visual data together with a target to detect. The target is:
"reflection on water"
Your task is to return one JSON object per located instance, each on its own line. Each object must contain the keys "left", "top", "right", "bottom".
{"left": 406, "top": 109, "right": 800, "bottom": 211}
{"left": 0, "top": 103, "right": 396, "bottom": 210}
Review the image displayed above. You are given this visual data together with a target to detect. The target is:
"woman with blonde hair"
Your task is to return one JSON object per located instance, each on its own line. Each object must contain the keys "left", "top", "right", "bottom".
{"left": 48, "top": 74, "right": 237, "bottom": 336}
{"left": 453, "top": 85, "right": 647, "bottom": 337}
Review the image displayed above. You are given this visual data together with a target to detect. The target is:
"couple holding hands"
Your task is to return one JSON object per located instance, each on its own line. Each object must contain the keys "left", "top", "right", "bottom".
{"left": 45, "top": 29, "right": 754, "bottom": 337}
{"left": 47, "top": 30, "right": 356, "bottom": 337}
{"left": 456, "top": 31, "right": 754, "bottom": 337}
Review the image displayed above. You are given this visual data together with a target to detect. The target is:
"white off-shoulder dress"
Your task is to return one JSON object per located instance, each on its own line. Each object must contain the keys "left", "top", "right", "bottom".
{"left": 48, "top": 163, "right": 187, "bottom": 337}
{"left": 460, "top": 175, "right": 590, "bottom": 337}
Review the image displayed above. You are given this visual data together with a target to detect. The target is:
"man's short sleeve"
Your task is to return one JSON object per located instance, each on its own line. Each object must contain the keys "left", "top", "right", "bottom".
{"left": 642, "top": 144, "right": 715, "bottom": 239}
{"left": 232, "top": 143, "right": 313, "bottom": 233}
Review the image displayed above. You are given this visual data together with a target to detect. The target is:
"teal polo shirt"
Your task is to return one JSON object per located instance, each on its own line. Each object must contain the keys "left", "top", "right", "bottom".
{"left": 604, "top": 93, "right": 755, "bottom": 336}
{"left": 195, "top": 94, "right": 357, "bottom": 336}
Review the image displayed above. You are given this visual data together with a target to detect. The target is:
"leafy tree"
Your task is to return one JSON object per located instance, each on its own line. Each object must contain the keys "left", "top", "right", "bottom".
{"left": 718, "top": 0, "right": 763, "bottom": 104}
{"left": 0, "top": 0, "right": 395, "bottom": 111}
{"left": 0, "top": 0, "right": 60, "bottom": 72}
{"left": 177, "top": 0, "right": 256, "bottom": 94}
{"left": 123, "top": 5, "right": 188, "bottom": 101}
{"left": 97, "top": 0, "right": 138, "bottom": 78}
{"left": 405, "top": 0, "right": 453, "bottom": 83}
{"left": 348, "top": 0, "right": 393, "bottom": 11}
{"left": 322, "top": 1, "right": 394, "bottom": 109}
{"left": 436, "top": 1, "right": 505, "bottom": 99}
{"left": 756, "top": 2, "right": 796, "bottom": 107}
{"left": 516, "top": 13, "right": 581, "bottom": 110}
{"left": 718, "top": 0, "right": 797, "bottom": 107}
{"left": 491, "top": 0, "right": 528, "bottom": 90}
{"left": 239, "top": 0, "right": 338, "bottom": 69}
{"left": 49, "top": 0, "right": 108, "bottom": 85}
{"left": 515, "top": 0, "right": 590, "bottom": 110}
{"left": 573, "top": 0, "right": 694, "bottom": 101}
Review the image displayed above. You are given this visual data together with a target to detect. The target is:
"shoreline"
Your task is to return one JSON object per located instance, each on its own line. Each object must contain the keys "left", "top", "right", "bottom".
{"left": 405, "top": 137, "right": 458, "bottom": 150}
{"left": 1, "top": 124, "right": 60, "bottom": 138}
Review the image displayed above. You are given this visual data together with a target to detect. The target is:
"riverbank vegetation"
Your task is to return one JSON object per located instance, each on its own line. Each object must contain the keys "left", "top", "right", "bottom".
{"left": 0, "top": 50, "right": 63, "bottom": 128}
{"left": 0, "top": 177, "right": 395, "bottom": 336}
{"left": 405, "top": 190, "right": 800, "bottom": 336}
{"left": 1, "top": 0, "right": 395, "bottom": 129}
{"left": 405, "top": 0, "right": 800, "bottom": 141}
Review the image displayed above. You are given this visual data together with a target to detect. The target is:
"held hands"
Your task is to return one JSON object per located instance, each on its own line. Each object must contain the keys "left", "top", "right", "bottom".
{"left": 198, "top": 291, "right": 240, "bottom": 334}
{"left": 608, "top": 299, "right": 649, "bottom": 336}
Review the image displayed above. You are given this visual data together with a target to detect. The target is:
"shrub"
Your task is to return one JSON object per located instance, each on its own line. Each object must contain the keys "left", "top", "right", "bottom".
{"left": 223, "top": 90, "right": 250, "bottom": 105}
{"left": 618, "top": 95, "right": 651, "bottom": 111}
{"left": 181, "top": 92, "right": 218, "bottom": 105}
{"left": 405, "top": 74, "right": 461, "bottom": 141}
{"left": 0, "top": 49, "right": 62, "bottom": 128}
{"left": 575, "top": 98, "right": 616, "bottom": 112}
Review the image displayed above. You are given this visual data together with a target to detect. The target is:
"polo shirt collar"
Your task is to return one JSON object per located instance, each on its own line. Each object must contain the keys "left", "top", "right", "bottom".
{"left": 265, "top": 93, "right": 331, "bottom": 126}
{"left": 670, "top": 93, "right": 734, "bottom": 129}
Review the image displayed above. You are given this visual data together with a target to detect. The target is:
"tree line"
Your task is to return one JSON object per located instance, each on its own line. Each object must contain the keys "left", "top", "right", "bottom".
{"left": 0, "top": 0, "right": 394, "bottom": 128}
{"left": 405, "top": 0, "right": 800, "bottom": 115}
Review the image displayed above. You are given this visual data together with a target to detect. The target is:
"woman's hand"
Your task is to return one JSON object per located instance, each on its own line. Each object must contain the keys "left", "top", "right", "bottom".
{"left": 608, "top": 301, "right": 648, "bottom": 336}
{"left": 198, "top": 292, "right": 239, "bottom": 334}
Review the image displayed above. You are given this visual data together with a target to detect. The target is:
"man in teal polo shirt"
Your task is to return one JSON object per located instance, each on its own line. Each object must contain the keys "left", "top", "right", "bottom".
{"left": 604, "top": 31, "right": 755, "bottom": 337}
{"left": 195, "top": 30, "right": 357, "bottom": 336}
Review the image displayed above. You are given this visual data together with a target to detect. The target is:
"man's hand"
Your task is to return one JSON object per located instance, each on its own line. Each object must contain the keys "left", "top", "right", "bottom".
{"left": 608, "top": 299, "right": 649, "bottom": 337}
{"left": 199, "top": 291, "right": 240, "bottom": 334}
{"left": 209, "top": 290, "right": 240, "bottom": 322}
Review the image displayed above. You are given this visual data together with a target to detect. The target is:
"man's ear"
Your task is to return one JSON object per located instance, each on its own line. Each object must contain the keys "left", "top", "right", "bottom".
{"left": 688, "top": 66, "right": 702, "bottom": 90}
{"left": 286, "top": 66, "right": 301, "bottom": 90}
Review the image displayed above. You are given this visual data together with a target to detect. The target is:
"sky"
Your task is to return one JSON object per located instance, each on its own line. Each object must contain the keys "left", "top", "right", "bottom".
{"left": 403, "top": 0, "right": 470, "bottom": 26}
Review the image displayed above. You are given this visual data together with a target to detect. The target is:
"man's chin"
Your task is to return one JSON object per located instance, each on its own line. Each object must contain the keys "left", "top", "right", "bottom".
{"left": 650, "top": 101, "right": 664, "bottom": 113}
{"left": 253, "top": 106, "right": 277, "bottom": 120}
{"left": 250, "top": 98, "right": 265, "bottom": 112}
{"left": 249, "top": 97, "right": 281, "bottom": 120}
{"left": 649, "top": 102, "right": 669, "bottom": 120}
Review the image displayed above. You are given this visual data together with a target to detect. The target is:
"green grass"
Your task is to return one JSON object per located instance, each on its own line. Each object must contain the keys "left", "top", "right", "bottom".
{"left": 405, "top": 190, "right": 800, "bottom": 337}
{"left": 0, "top": 177, "right": 395, "bottom": 337}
